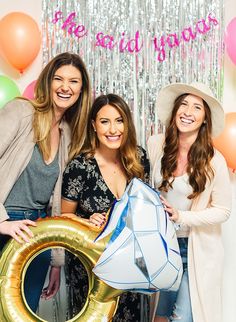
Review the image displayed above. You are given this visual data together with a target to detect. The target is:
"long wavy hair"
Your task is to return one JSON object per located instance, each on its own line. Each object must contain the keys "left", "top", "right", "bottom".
{"left": 81, "top": 94, "right": 144, "bottom": 181}
{"left": 31, "top": 52, "right": 91, "bottom": 161}
{"left": 159, "top": 94, "right": 215, "bottom": 199}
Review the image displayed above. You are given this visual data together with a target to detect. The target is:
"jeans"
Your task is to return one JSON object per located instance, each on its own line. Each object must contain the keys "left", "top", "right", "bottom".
{"left": 0, "top": 209, "right": 51, "bottom": 313}
{"left": 156, "top": 238, "right": 193, "bottom": 322}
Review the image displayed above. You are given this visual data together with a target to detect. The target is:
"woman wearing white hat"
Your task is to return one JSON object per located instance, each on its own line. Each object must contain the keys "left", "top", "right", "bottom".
{"left": 148, "top": 82, "right": 232, "bottom": 322}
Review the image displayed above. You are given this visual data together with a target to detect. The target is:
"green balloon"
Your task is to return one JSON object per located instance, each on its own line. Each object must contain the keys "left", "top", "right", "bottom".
{"left": 0, "top": 75, "right": 21, "bottom": 109}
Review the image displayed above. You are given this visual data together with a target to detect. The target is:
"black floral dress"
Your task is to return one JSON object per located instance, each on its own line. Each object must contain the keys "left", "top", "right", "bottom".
{"left": 62, "top": 147, "right": 150, "bottom": 321}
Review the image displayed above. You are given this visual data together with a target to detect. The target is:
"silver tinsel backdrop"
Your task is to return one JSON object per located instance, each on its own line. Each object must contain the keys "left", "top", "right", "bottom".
{"left": 42, "top": 0, "right": 224, "bottom": 146}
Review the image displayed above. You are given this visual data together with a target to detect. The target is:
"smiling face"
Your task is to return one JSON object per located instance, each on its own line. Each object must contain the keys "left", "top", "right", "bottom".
{"left": 51, "top": 64, "right": 83, "bottom": 115}
{"left": 175, "top": 94, "right": 206, "bottom": 137}
{"left": 92, "top": 104, "right": 124, "bottom": 151}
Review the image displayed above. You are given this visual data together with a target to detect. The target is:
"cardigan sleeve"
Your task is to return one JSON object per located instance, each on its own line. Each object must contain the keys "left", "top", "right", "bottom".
{"left": 0, "top": 100, "right": 23, "bottom": 222}
{"left": 0, "top": 99, "right": 27, "bottom": 158}
{"left": 177, "top": 152, "right": 232, "bottom": 227}
{"left": 147, "top": 134, "right": 165, "bottom": 187}
{"left": 0, "top": 99, "right": 34, "bottom": 222}
{"left": 147, "top": 134, "right": 165, "bottom": 168}
{"left": 0, "top": 204, "right": 9, "bottom": 223}
{"left": 147, "top": 134, "right": 159, "bottom": 169}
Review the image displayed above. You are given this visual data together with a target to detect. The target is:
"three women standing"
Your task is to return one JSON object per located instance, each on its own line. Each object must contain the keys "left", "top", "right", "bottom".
{"left": 1, "top": 51, "right": 231, "bottom": 322}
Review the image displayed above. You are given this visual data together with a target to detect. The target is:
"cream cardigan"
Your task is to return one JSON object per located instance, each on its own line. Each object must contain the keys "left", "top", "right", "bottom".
{"left": 0, "top": 99, "right": 71, "bottom": 265}
{"left": 147, "top": 134, "right": 232, "bottom": 322}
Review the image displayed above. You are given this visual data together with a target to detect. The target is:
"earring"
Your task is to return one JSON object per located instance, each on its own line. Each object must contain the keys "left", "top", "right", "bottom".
{"left": 203, "top": 120, "right": 207, "bottom": 124}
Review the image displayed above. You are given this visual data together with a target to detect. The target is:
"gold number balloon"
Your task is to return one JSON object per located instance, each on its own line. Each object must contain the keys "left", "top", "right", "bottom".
{"left": 0, "top": 217, "right": 123, "bottom": 322}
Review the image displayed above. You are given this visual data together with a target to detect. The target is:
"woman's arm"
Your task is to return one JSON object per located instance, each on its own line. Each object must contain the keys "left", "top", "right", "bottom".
{"left": 162, "top": 154, "right": 232, "bottom": 227}
{"left": 61, "top": 198, "right": 106, "bottom": 227}
{"left": 61, "top": 198, "right": 78, "bottom": 214}
{"left": 41, "top": 266, "right": 61, "bottom": 300}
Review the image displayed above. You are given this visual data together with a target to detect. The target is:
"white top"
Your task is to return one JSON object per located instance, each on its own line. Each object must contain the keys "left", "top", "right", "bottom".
{"left": 154, "top": 159, "right": 192, "bottom": 237}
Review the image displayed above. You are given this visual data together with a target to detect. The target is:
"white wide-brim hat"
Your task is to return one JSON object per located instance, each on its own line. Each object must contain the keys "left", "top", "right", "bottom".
{"left": 156, "top": 82, "right": 225, "bottom": 137}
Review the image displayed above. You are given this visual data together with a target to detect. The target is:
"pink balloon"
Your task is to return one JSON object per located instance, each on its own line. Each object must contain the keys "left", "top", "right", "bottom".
{"left": 225, "top": 17, "right": 236, "bottom": 65}
{"left": 22, "top": 80, "right": 37, "bottom": 99}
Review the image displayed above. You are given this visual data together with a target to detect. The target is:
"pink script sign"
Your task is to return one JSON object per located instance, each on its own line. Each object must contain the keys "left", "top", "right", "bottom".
{"left": 52, "top": 11, "right": 219, "bottom": 62}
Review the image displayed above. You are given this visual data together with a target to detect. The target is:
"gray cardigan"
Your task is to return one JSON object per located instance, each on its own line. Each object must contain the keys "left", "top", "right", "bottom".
{"left": 0, "top": 99, "right": 71, "bottom": 265}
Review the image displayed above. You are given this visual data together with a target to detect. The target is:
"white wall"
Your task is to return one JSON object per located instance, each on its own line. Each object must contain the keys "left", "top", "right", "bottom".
{"left": 1, "top": 1, "right": 236, "bottom": 321}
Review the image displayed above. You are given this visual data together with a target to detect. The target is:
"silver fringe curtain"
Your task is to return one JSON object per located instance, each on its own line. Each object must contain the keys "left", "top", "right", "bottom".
{"left": 42, "top": 0, "right": 224, "bottom": 147}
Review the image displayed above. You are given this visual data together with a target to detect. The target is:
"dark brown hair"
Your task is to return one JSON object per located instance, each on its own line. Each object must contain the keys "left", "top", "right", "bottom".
{"left": 81, "top": 94, "right": 144, "bottom": 181}
{"left": 159, "top": 94, "right": 214, "bottom": 199}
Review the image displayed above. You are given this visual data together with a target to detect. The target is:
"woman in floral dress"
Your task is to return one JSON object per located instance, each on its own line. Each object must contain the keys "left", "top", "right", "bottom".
{"left": 61, "top": 93, "right": 150, "bottom": 321}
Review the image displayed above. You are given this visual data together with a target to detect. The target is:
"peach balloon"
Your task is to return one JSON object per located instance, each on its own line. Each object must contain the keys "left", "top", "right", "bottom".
{"left": 213, "top": 113, "right": 236, "bottom": 170}
{"left": 0, "top": 12, "right": 41, "bottom": 73}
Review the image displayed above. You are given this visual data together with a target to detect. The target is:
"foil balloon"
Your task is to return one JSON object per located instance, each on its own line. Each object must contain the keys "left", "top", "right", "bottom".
{"left": 0, "top": 179, "right": 182, "bottom": 321}
{"left": 93, "top": 178, "right": 182, "bottom": 292}
{"left": 0, "top": 217, "right": 122, "bottom": 322}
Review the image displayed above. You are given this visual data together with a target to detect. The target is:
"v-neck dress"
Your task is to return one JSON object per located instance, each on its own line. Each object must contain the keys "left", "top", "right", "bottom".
{"left": 62, "top": 146, "right": 150, "bottom": 321}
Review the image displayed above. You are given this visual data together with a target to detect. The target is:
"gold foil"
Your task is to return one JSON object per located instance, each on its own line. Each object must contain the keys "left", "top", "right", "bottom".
{"left": 0, "top": 217, "right": 122, "bottom": 322}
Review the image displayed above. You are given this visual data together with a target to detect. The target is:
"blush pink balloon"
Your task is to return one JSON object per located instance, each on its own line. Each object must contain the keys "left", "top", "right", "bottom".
{"left": 225, "top": 17, "right": 236, "bottom": 65}
{"left": 22, "top": 80, "right": 37, "bottom": 99}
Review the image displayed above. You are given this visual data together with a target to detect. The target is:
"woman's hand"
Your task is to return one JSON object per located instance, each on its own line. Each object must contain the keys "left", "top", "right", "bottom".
{"left": 160, "top": 195, "right": 179, "bottom": 222}
{"left": 0, "top": 220, "right": 36, "bottom": 243}
{"left": 41, "top": 266, "right": 61, "bottom": 300}
{"left": 89, "top": 212, "right": 106, "bottom": 227}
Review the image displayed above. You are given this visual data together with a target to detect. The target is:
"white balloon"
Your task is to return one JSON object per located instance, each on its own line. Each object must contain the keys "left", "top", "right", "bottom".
{"left": 93, "top": 178, "right": 183, "bottom": 293}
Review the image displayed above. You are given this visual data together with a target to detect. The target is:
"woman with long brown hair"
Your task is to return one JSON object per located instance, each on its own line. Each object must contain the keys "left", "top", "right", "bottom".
{"left": 148, "top": 82, "right": 231, "bottom": 322}
{"left": 61, "top": 93, "right": 150, "bottom": 321}
{"left": 0, "top": 52, "right": 91, "bottom": 312}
